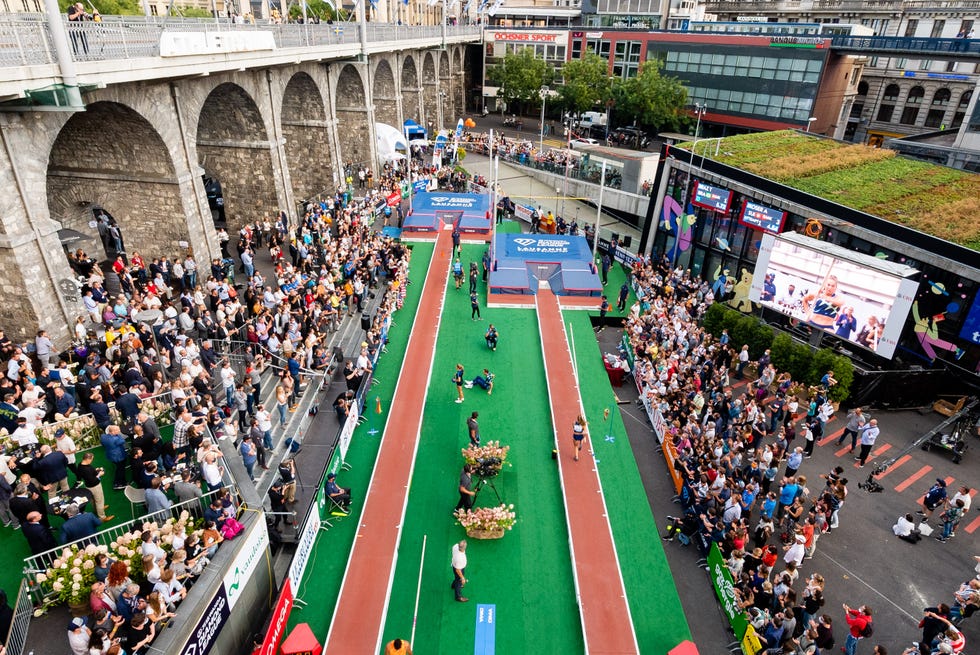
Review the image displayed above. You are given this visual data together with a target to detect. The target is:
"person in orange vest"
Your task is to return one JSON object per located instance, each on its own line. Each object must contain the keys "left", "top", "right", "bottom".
{"left": 384, "top": 638, "right": 413, "bottom": 654}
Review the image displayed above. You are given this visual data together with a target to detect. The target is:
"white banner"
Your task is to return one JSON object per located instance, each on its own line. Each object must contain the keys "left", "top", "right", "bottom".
{"left": 288, "top": 512, "right": 322, "bottom": 591}
{"left": 337, "top": 402, "right": 360, "bottom": 462}
{"left": 514, "top": 203, "right": 534, "bottom": 222}
{"left": 221, "top": 520, "right": 270, "bottom": 609}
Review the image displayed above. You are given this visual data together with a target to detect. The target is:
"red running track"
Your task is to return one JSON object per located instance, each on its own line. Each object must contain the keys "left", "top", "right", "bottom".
{"left": 535, "top": 288, "right": 639, "bottom": 655}
{"left": 323, "top": 229, "right": 453, "bottom": 654}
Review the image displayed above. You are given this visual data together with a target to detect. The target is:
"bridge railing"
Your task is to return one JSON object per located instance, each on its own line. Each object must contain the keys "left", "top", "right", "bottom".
{"left": 830, "top": 34, "right": 980, "bottom": 55}
{"left": 0, "top": 16, "right": 479, "bottom": 67}
{"left": 0, "top": 14, "right": 55, "bottom": 67}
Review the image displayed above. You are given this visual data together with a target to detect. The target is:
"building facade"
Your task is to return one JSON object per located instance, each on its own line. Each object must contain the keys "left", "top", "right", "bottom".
{"left": 700, "top": 0, "right": 980, "bottom": 144}
{"left": 481, "top": 27, "right": 862, "bottom": 137}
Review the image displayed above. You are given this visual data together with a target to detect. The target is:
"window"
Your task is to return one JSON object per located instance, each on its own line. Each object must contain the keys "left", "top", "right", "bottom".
{"left": 850, "top": 102, "right": 864, "bottom": 118}
{"left": 932, "top": 88, "right": 951, "bottom": 106}
{"left": 959, "top": 90, "right": 972, "bottom": 108}
{"left": 882, "top": 84, "right": 900, "bottom": 102}
{"left": 877, "top": 104, "right": 895, "bottom": 122}
{"left": 930, "top": 19, "right": 945, "bottom": 38}
{"left": 924, "top": 109, "right": 944, "bottom": 128}
{"left": 907, "top": 86, "right": 925, "bottom": 105}
{"left": 857, "top": 80, "right": 869, "bottom": 96}
{"left": 904, "top": 19, "right": 918, "bottom": 37}
{"left": 959, "top": 20, "right": 974, "bottom": 37}
{"left": 900, "top": 106, "right": 919, "bottom": 125}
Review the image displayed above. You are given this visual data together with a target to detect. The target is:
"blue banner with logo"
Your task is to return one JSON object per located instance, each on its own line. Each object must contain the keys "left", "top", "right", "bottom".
{"left": 413, "top": 179, "right": 429, "bottom": 194}
{"left": 500, "top": 234, "right": 592, "bottom": 262}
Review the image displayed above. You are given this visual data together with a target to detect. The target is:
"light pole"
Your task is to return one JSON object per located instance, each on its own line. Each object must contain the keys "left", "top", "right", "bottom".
{"left": 674, "top": 102, "right": 707, "bottom": 266}
{"left": 806, "top": 116, "right": 817, "bottom": 132}
{"left": 538, "top": 85, "right": 549, "bottom": 154}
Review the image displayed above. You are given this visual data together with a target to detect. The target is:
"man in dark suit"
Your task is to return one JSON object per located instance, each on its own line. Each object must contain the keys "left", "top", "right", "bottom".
{"left": 9, "top": 482, "right": 48, "bottom": 528}
{"left": 22, "top": 511, "right": 57, "bottom": 555}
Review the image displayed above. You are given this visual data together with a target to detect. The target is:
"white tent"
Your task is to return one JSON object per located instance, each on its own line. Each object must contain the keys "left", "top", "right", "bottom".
{"left": 375, "top": 122, "right": 408, "bottom": 160}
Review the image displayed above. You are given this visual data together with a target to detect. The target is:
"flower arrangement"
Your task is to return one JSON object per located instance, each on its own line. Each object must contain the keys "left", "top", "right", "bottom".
{"left": 461, "top": 441, "right": 511, "bottom": 467}
{"left": 454, "top": 504, "right": 517, "bottom": 535}
{"left": 0, "top": 391, "right": 181, "bottom": 453}
{"left": 36, "top": 512, "right": 201, "bottom": 608}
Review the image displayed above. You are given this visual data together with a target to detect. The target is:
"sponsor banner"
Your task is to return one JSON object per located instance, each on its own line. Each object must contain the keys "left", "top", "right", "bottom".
{"left": 490, "top": 31, "right": 563, "bottom": 43}
{"left": 288, "top": 512, "right": 321, "bottom": 591}
{"left": 661, "top": 435, "right": 685, "bottom": 495}
{"left": 259, "top": 579, "right": 293, "bottom": 655}
{"left": 222, "top": 520, "right": 270, "bottom": 609}
{"left": 474, "top": 604, "right": 497, "bottom": 655}
{"left": 707, "top": 543, "right": 749, "bottom": 640}
{"left": 413, "top": 179, "right": 429, "bottom": 194}
{"left": 514, "top": 203, "right": 535, "bottom": 222}
{"left": 337, "top": 401, "right": 360, "bottom": 461}
{"left": 180, "top": 586, "right": 230, "bottom": 655}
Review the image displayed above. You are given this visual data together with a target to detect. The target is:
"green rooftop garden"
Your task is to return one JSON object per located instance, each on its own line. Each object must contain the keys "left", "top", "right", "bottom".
{"left": 679, "top": 130, "right": 980, "bottom": 251}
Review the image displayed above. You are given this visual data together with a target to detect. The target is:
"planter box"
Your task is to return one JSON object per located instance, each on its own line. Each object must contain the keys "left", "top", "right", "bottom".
{"left": 465, "top": 527, "right": 505, "bottom": 540}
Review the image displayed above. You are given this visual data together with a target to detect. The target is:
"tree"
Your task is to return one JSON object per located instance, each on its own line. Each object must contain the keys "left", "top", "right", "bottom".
{"left": 616, "top": 60, "right": 688, "bottom": 132}
{"left": 487, "top": 47, "right": 554, "bottom": 115}
{"left": 59, "top": 0, "right": 142, "bottom": 15}
{"left": 557, "top": 53, "right": 613, "bottom": 116}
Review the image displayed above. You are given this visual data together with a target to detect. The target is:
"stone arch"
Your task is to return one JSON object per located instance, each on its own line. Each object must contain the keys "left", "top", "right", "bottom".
{"left": 439, "top": 49, "right": 453, "bottom": 125}
{"left": 282, "top": 72, "right": 332, "bottom": 205}
{"left": 335, "top": 63, "right": 372, "bottom": 167}
{"left": 196, "top": 82, "right": 277, "bottom": 233}
{"left": 401, "top": 54, "right": 422, "bottom": 124}
{"left": 47, "top": 101, "right": 189, "bottom": 262}
{"left": 373, "top": 59, "right": 399, "bottom": 127}
{"left": 422, "top": 51, "right": 437, "bottom": 131}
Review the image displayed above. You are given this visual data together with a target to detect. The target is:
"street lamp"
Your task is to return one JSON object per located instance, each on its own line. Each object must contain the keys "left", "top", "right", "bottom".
{"left": 538, "top": 85, "right": 549, "bottom": 154}
{"left": 693, "top": 102, "right": 708, "bottom": 177}
{"left": 806, "top": 117, "right": 817, "bottom": 132}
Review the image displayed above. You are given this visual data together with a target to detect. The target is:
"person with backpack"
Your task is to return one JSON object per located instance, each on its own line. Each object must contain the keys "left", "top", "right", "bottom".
{"left": 843, "top": 603, "right": 873, "bottom": 655}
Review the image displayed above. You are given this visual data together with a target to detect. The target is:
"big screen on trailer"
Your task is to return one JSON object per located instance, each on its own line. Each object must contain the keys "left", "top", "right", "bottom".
{"left": 748, "top": 233, "right": 918, "bottom": 359}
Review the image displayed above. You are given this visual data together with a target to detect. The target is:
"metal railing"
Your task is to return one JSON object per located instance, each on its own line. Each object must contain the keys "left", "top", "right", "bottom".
{"left": 22, "top": 484, "right": 241, "bottom": 589}
{"left": 4, "top": 580, "right": 32, "bottom": 655}
{"left": 830, "top": 34, "right": 980, "bottom": 56}
{"left": 0, "top": 16, "right": 479, "bottom": 67}
{"left": 0, "top": 14, "right": 54, "bottom": 67}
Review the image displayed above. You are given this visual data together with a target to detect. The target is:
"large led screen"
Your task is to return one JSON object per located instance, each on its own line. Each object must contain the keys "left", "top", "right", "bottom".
{"left": 749, "top": 233, "right": 918, "bottom": 359}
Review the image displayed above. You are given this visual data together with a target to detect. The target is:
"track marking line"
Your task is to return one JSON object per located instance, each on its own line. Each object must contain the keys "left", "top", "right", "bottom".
{"left": 894, "top": 465, "right": 933, "bottom": 493}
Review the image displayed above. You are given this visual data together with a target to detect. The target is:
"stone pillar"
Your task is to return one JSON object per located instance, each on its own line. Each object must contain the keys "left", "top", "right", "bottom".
{"left": 0, "top": 114, "right": 80, "bottom": 345}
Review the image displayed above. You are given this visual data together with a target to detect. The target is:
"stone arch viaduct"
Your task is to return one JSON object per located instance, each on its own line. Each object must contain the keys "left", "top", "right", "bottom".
{"left": 0, "top": 44, "right": 474, "bottom": 342}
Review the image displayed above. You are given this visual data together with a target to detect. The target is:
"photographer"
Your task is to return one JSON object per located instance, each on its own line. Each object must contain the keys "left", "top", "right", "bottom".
{"left": 67, "top": 3, "right": 91, "bottom": 56}
{"left": 455, "top": 464, "right": 475, "bottom": 511}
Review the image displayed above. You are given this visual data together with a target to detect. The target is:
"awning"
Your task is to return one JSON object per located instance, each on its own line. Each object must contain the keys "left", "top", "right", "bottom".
{"left": 57, "top": 228, "right": 93, "bottom": 246}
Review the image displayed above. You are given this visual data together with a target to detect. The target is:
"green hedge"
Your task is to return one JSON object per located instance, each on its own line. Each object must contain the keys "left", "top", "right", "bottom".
{"left": 702, "top": 304, "right": 853, "bottom": 403}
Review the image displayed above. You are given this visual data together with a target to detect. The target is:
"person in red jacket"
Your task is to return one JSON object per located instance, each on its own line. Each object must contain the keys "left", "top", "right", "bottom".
{"left": 843, "top": 603, "right": 873, "bottom": 655}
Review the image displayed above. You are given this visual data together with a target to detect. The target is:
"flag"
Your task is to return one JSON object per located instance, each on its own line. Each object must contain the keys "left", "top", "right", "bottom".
{"left": 486, "top": 0, "right": 502, "bottom": 15}
{"left": 477, "top": 0, "right": 488, "bottom": 13}
{"left": 463, "top": 0, "right": 472, "bottom": 12}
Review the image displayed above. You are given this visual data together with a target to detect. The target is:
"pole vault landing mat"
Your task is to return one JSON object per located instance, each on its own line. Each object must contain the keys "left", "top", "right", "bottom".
{"left": 402, "top": 192, "right": 492, "bottom": 234}
{"left": 488, "top": 233, "right": 602, "bottom": 296}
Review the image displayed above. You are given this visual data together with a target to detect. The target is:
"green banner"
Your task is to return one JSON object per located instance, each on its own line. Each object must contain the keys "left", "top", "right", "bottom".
{"left": 707, "top": 543, "right": 748, "bottom": 640}
{"left": 620, "top": 333, "right": 635, "bottom": 368}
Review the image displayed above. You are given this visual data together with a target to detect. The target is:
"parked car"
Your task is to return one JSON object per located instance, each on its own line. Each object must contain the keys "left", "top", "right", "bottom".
{"left": 570, "top": 137, "right": 600, "bottom": 149}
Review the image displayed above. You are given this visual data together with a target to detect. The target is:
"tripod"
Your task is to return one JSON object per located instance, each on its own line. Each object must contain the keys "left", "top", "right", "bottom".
{"left": 472, "top": 475, "right": 501, "bottom": 504}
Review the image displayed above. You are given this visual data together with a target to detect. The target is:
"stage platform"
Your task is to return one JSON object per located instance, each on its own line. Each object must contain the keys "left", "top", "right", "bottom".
{"left": 488, "top": 233, "right": 603, "bottom": 297}
{"left": 402, "top": 192, "right": 492, "bottom": 234}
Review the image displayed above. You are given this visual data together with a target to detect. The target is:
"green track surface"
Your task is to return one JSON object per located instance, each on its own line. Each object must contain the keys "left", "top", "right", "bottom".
{"left": 287, "top": 246, "right": 687, "bottom": 653}
{"left": 563, "top": 310, "right": 692, "bottom": 652}
{"left": 285, "top": 241, "right": 433, "bottom": 637}
{"left": 380, "top": 242, "right": 582, "bottom": 653}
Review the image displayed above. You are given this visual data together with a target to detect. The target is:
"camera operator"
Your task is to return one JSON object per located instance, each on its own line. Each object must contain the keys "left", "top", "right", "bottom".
{"left": 455, "top": 464, "right": 475, "bottom": 511}
{"left": 67, "top": 2, "right": 91, "bottom": 55}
